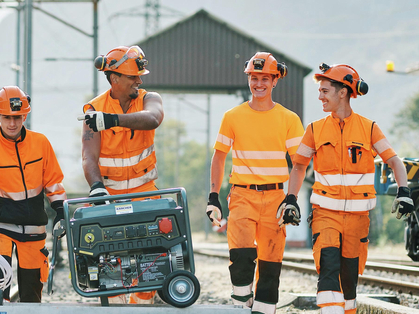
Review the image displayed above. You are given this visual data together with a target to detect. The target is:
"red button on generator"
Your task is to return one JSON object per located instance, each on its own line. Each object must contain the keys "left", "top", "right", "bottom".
{"left": 159, "top": 218, "right": 173, "bottom": 234}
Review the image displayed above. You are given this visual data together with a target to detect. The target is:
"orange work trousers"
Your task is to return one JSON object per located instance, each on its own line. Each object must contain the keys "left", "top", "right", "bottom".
{"left": 311, "top": 208, "right": 370, "bottom": 314}
{"left": 227, "top": 185, "right": 286, "bottom": 310}
{"left": 0, "top": 234, "right": 48, "bottom": 302}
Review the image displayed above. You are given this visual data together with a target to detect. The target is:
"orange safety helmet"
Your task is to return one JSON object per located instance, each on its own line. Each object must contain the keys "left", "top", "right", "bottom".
{"left": 94, "top": 45, "right": 149, "bottom": 76}
{"left": 0, "top": 86, "right": 31, "bottom": 115}
{"left": 244, "top": 52, "right": 288, "bottom": 78}
{"left": 313, "top": 63, "right": 368, "bottom": 98}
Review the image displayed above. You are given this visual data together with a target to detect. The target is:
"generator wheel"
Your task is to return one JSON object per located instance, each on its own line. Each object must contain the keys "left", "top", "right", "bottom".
{"left": 157, "top": 289, "right": 167, "bottom": 303}
{"left": 162, "top": 270, "right": 200, "bottom": 308}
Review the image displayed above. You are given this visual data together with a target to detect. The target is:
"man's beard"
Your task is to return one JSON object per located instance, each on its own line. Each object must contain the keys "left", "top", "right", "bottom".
{"left": 129, "top": 90, "right": 139, "bottom": 99}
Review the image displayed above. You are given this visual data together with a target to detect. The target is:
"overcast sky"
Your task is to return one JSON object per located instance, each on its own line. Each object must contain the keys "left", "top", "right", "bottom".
{"left": 1, "top": 0, "right": 419, "bottom": 192}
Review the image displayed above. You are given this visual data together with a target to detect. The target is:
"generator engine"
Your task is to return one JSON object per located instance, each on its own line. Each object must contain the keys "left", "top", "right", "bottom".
{"left": 76, "top": 244, "right": 184, "bottom": 290}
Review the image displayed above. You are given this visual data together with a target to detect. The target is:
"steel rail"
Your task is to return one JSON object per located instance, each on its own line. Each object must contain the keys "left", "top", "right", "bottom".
{"left": 194, "top": 249, "right": 419, "bottom": 295}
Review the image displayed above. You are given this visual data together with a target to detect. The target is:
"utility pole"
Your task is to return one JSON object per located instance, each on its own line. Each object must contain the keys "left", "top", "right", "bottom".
{"left": 109, "top": 0, "right": 183, "bottom": 38}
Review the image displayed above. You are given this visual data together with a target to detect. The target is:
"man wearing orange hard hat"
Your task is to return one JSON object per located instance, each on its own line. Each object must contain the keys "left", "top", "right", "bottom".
{"left": 0, "top": 86, "right": 66, "bottom": 303}
{"left": 279, "top": 63, "right": 413, "bottom": 314}
{"left": 206, "top": 52, "right": 304, "bottom": 314}
{"left": 79, "top": 45, "right": 164, "bottom": 304}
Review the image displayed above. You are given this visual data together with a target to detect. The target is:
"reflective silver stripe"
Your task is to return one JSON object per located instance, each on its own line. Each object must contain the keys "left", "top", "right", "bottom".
{"left": 45, "top": 183, "right": 66, "bottom": 202}
{"left": 317, "top": 290, "right": 344, "bottom": 305}
{"left": 0, "top": 184, "right": 43, "bottom": 201}
{"left": 311, "top": 193, "right": 376, "bottom": 211}
{"left": 48, "top": 192, "right": 67, "bottom": 203}
{"left": 252, "top": 300, "right": 276, "bottom": 314}
{"left": 232, "top": 283, "right": 252, "bottom": 296}
{"left": 296, "top": 142, "right": 315, "bottom": 158}
{"left": 286, "top": 136, "right": 303, "bottom": 149}
{"left": 232, "top": 150, "right": 286, "bottom": 160}
{"left": 99, "top": 144, "right": 155, "bottom": 168}
{"left": 373, "top": 138, "right": 392, "bottom": 154}
{"left": 320, "top": 306, "right": 344, "bottom": 314}
{"left": 232, "top": 165, "right": 289, "bottom": 176}
{"left": 314, "top": 171, "right": 375, "bottom": 187}
{"left": 45, "top": 183, "right": 65, "bottom": 194}
{"left": 345, "top": 299, "right": 356, "bottom": 310}
{"left": 216, "top": 133, "right": 233, "bottom": 147}
{"left": 0, "top": 223, "right": 46, "bottom": 234}
{"left": 104, "top": 167, "right": 158, "bottom": 191}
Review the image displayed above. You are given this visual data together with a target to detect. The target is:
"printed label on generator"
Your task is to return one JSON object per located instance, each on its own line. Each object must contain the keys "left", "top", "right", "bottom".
{"left": 115, "top": 204, "right": 134, "bottom": 215}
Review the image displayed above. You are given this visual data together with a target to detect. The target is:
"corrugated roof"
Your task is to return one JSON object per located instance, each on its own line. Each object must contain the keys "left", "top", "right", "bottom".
{"left": 135, "top": 9, "right": 311, "bottom": 118}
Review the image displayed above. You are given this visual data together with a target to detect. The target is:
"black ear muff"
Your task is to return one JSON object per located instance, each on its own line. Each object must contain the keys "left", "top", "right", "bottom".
{"left": 356, "top": 79, "right": 368, "bottom": 96}
{"left": 26, "top": 94, "right": 31, "bottom": 104}
{"left": 277, "top": 62, "right": 288, "bottom": 78}
{"left": 94, "top": 55, "right": 107, "bottom": 71}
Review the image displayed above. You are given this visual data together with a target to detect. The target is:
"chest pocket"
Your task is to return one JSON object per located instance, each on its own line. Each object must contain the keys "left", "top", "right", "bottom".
{"left": 24, "top": 158, "right": 44, "bottom": 186}
{"left": 315, "top": 140, "right": 338, "bottom": 172}
{"left": 345, "top": 141, "right": 373, "bottom": 174}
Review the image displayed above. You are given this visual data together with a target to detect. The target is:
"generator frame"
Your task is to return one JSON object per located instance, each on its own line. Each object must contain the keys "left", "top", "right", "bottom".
{"left": 55, "top": 187, "right": 199, "bottom": 306}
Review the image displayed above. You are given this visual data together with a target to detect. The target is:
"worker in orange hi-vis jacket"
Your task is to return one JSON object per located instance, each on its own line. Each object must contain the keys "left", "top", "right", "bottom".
{"left": 79, "top": 45, "right": 164, "bottom": 305}
{"left": 278, "top": 63, "right": 414, "bottom": 314}
{"left": 206, "top": 52, "right": 304, "bottom": 314}
{"left": 0, "top": 86, "right": 67, "bottom": 303}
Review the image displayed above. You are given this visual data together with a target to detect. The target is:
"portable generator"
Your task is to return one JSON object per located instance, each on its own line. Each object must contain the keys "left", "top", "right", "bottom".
{"left": 48, "top": 187, "right": 200, "bottom": 307}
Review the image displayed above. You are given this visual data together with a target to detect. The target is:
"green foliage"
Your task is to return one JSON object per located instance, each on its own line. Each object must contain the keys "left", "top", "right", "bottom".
{"left": 370, "top": 195, "right": 405, "bottom": 245}
{"left": 391, "top": 91, "right": 419, "bottom": 156}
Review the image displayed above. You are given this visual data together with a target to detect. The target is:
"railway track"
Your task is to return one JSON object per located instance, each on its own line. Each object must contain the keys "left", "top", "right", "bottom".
{"left": 194, "top": 249, "right": 419, "bottom": 295}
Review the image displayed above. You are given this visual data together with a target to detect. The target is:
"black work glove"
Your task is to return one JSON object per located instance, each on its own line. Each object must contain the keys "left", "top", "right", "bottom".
{"left": 51, "top": 200, "right": 66, "bottom": 238}
{"left": 392, "top": 186, "right": 414, "bottom": 219}
{"left": 276, "top": 194, "right": 301, "bottom": 227}
{"left": 89, "top": 181, "right": 110, "bottom": 205}
{"left": 206, "top": 192, "right": 223, "bottom": 227}
{"left": 80, "top": 111, "right": 119, "bottom": 132}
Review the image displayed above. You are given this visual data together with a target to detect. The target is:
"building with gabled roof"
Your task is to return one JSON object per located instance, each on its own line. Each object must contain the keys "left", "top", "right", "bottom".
{"left": 135, "top": 9, "right": 311, "bottom": 119}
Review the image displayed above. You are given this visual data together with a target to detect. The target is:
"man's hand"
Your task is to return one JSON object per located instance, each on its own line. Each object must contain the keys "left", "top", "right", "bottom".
{"left": 392, "top": 186, "right": 414, "bottom": 219}
{"left": 276, "top": 194, "right": 301, "bottom": 227}
{"left": 206, "top": 192, "right": 223, "bottom": 227}
{"left": 78, "top": 111, "right": 119, "bottom": 132}
{"left": 51, "top": 200, "right": 66, "bottom": 239}
{"left": 89, "top": 181, "right": 110, "bottom": 205}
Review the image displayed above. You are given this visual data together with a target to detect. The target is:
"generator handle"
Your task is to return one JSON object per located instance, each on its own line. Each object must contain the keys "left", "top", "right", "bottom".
{"left": 62, "top": 187, "right": 196, "bottom": 297}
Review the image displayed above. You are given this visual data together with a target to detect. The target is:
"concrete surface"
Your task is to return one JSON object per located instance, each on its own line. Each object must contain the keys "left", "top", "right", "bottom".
{"left": 0, "top": 303, "right": 250, "bottom": 314}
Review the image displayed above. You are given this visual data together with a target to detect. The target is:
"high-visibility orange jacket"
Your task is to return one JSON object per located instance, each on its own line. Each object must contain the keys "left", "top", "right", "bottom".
{"left": 214, "top": 102, "right": 304, "bottom": 185}
{"left": 84, "top": 89, "right": 157, "bottom": 195}
{"left": 294, "top": 112, "right": 396, "bottom": 212}
{"left": 0, "top": 127, "right": 66, "bottom": 240}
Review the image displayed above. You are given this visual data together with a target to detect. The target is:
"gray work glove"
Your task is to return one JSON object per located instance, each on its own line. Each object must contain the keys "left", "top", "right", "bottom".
{"left": 79, "top": 111, "right": 119, "bottom": 132}
{"left": 206, "top": 192, "right": 223, "bottom": 227}
{"left": 89, "top": 181, "right": 110, "bottom": 205}
{"left": 277, "top": 194, "right": 301, "bottom": 227}
{"left": 392, "top": 186, "right": 414, "bottom": 219}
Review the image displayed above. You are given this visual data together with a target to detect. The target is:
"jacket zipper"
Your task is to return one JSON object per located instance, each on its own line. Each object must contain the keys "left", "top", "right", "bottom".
{"left": 15, "top": 141, "right": 28, "bottom": 199}
{"left": 340, "top": 122, "right": 346, "bottom": 211}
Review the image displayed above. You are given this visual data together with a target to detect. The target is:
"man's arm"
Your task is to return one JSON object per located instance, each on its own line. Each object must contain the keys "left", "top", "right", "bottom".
{"left": 210, "top": 150, "right": 228, "bottom": 193}
{"left": 118, "top": 92, "right": 164, "bottom": 130}
{"left": 81, "top": 120, "right": 102, "bottom": 186}
{"left": 288, "top": 162, "right": 308, "bottom": 195}
{"left": 206, "top": 149, "right": 228, "bottom": 227}
{"left": 387, "top": 155, "right": 408, "bottom": 187}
